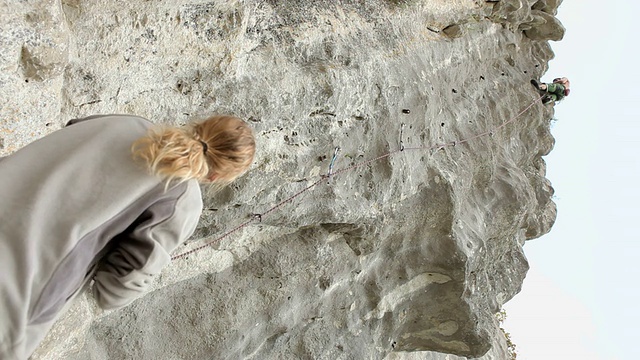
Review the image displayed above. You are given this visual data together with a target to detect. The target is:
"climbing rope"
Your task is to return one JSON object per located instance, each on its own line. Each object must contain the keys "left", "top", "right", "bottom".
{"left": 171, "top": 93, "right": 545, "bottom": 261}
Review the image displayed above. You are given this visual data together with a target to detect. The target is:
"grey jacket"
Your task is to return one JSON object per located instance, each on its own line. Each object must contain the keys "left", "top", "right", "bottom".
{"left": 0, "top": 115, "right": 202, "bottom": 359}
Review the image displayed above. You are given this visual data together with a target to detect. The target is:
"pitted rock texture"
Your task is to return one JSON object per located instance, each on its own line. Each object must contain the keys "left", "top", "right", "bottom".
{"left": 1, "top": 0, "right": 562, "bottom": 359}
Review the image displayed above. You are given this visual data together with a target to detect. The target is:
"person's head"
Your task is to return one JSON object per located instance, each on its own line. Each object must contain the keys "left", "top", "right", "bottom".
{"left": 132, "top": 115, "right": 255, "bottom": 186}
{"left": 553, "top": 77, "right": 569, "bottom": 85}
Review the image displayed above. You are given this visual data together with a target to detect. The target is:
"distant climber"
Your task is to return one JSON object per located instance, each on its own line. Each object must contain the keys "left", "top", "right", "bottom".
{"left": 0, "top": 115, "right": 255, "bottom": 359}
{"left": 531, "top": 77, "right": 570, "bottom": 104}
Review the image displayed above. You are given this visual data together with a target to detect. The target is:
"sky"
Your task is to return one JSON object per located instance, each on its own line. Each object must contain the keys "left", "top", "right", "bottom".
{"left": 503, "top": 1, "right": 640, "bottom": 359}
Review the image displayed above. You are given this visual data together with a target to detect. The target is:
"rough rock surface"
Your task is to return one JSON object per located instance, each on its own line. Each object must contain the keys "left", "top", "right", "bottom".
{"left": 0, "top": 0, "right": 562, "bottom": 359}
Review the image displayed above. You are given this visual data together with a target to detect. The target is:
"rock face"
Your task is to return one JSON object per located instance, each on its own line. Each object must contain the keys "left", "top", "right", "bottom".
{"left": 0, "top": 0, "right": 562, "bottom": 359}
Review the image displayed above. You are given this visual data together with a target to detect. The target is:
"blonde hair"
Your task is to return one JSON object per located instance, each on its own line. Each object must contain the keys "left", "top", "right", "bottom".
{"left": 132, "top": 115, "right": 255, "bottom": 186}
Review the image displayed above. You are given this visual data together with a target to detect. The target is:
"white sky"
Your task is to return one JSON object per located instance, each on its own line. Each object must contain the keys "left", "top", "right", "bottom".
{"left": 503, "top": 1, "right": 639, "bottom": 359}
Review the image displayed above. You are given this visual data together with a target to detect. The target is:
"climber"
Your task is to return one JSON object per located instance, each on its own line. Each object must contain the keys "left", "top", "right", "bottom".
{"left": 0, "top": 114, "right": 255, "bottom": 359}
{"left": 531, "top": 77, "right": 570, "bottom": 104}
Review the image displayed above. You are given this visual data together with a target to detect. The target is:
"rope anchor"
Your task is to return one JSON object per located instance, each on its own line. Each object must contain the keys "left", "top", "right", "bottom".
{"left": 326, "top": 146, "right": 341, "bottom": 184}
{"left": 430, "top": 144, "right": 445, "bottom": 155}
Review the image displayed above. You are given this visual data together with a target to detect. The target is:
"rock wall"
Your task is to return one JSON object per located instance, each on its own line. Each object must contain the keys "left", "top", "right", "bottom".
{"left": 0, "top": 0, "right": 562, "bottom": 359}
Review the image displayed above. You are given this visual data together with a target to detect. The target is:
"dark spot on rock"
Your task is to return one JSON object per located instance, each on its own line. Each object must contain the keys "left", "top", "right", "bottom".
{"left": 442, "top": 24, "right": 463, "bottom": 38}
{"left": 501, "top": 73, "right": 505, "bottom": 76}
{"left": 480, "top": 75, "right": 485, "bottom": 80}
{"left": 175, "top": 79, "right": 191, "bottom": 95}
{"left": 318, "top": 276, "right": 330, "bottom": 290}
{"left": 524, "top": 70, "right": 528, "bottom": 74}
{"left": 402, "top": 109, "right": 410, "bottom": 114}
{"left": 25, "top": 79, "right": 29, "bottom": 83}
{"left": 441, "top": 122, "right": 445, "bottom": 127}
{"left": 45, "top": 123, "right": 51, "bottom": 127}
{"left": 452, "top": 89, "right": 457, "bottom": 93}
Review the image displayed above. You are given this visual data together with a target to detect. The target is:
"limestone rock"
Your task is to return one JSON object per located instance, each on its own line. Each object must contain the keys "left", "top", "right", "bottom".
{"left": 532, "top": 0, "right": 564, "bottom": 16}
{"left": 0, "top": 0, "right": 565, "bottom": 359}
{"left": 488, "top": 0, "right": 565, "bottom": 41}
{"left": 523, "top": 10, "right": 566, "bottom": 41}
{"left": 0, "top": 0, "right": 69, "bottom": 154}
{"left": 442, "top": 24, "right": 464, "bottom": 39}
{"left": 489, "top": 0, "right": 536, "bottom": 29}
{"left": 19, "top": 2, "right": 69, "bottom": 82}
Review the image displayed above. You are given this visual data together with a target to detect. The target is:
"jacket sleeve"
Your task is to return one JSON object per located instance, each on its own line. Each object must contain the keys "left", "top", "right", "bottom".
{"left": 92, "top": 181, "right": 202, "bottom": 310}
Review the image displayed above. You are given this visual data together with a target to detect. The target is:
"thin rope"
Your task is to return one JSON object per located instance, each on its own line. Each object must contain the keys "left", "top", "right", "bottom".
{"left": 171, "top": 93, "right": 545, "bottom": 261}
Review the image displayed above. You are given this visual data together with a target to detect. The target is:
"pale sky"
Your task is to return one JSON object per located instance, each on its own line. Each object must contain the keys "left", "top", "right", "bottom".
{"left": 503, "top": 1, "right": 639, "bottom": 359}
